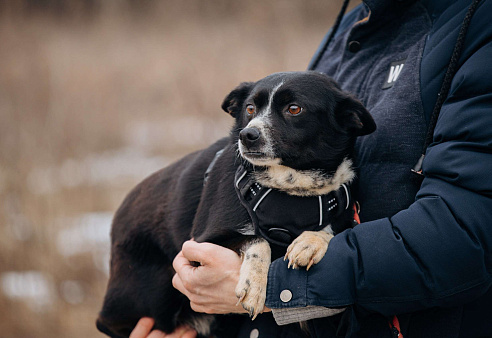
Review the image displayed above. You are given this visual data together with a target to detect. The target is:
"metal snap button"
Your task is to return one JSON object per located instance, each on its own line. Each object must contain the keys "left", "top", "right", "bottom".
{"left": 250, "top": 328, "right": 259, "bottom": 338}
{"left": 348, "top": 41, "right": 361, "bottom": 53}
{"left": 280, "top": 289, "right": 293, "bottom": 302}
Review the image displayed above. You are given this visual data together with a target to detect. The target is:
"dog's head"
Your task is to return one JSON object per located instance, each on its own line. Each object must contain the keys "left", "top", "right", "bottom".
{"left": 222, "top": 71, "right": 375, "bottom": 173}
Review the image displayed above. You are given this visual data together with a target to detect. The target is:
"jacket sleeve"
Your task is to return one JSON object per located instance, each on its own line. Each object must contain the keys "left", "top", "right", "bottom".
{"left": 265, "top": 13, "right": 492, "bottom": 318}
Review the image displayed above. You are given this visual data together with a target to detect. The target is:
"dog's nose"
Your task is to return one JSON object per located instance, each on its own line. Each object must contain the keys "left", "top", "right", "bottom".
{"left": 239, "top": 128, "right": 261, "bottom": 146}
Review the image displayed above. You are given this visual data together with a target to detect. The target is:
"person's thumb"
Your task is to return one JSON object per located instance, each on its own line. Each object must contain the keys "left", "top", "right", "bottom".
{"left": 180, "top": 240, "right": 219, "bottom": 266}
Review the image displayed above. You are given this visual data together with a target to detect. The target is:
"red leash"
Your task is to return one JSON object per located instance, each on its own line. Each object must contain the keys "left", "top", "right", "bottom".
{"left": 389, "top": 315, "right": 403, "bottom": 338}
{"left": 353, "top": 203, "right": 361, "bottom": 225}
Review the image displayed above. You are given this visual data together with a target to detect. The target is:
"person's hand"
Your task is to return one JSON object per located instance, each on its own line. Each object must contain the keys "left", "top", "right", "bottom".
{"left": 172, "top": 240, "right": 246, "bottom": 314}
{"left": 129, "top": 317, "right": 197, "bottom": 338}
{"left": 172, "top": 240, "right": 270, "bottom": 314}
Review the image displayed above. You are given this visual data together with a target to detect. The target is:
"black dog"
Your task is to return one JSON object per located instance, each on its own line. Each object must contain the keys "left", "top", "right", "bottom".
{"left": 96, "top": 71, "right": 376, "bottom": 337}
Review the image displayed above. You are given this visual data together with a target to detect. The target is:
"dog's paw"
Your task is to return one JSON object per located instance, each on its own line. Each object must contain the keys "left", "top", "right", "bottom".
{"left": 284, "top": 231, "right": 333, "bottom": 270}
{"left": 235, "top": 268, "right": 267, "bottom": 320}
{"left": 236, "top": 239, "right": 271, "bottom": 320}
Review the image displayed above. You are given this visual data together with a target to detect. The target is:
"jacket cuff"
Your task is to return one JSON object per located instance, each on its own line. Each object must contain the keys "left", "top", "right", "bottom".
{"left": 266, "top": 257, "right": 309, "bottom": 308}
{"left": 271, "top": 306, "right": 346, "bottom": 326}
{"left": 265, "top": 234, "right": 356, "bottom": 309}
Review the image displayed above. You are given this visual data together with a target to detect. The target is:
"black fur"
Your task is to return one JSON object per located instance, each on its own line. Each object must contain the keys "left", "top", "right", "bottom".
{"left": 96, "top": 71, "right": 375, "bottom": 337}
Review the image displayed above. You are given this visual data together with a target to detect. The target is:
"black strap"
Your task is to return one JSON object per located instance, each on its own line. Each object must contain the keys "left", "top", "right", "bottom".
{"left": 203, "top": 148, "right": 225, "bottom": 184}
{"left": 412, "top": 0, "right": 482, "bottom": 175}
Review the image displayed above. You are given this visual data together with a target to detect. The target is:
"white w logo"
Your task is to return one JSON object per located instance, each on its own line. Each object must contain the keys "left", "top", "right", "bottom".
{"left": 387, "top": 64, "right": 404, "bottom": 84}
{"left": 382, "top": 60, "right": 406, "bottom": 89}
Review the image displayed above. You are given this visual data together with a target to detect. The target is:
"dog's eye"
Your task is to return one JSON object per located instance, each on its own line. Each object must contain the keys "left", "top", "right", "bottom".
{"left": 246, "top": 104, "right": 255, "bottom": 115}
{"left": 288, "top": 105, "right": 302, "bottom": 115}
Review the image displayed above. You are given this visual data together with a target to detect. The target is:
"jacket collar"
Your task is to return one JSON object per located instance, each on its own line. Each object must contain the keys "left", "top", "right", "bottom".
{"left": 362, "top": 0, "right": 418, "bottom": 20}
{"left": 363, "top": 0, "right": 453, "bottom": 19}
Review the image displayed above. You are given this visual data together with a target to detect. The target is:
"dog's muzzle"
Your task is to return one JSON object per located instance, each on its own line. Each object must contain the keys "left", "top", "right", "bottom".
{"left": 239, "top": 127, "right": 261, "bottom": 148}
{"left": 239, "top": 124, "right": 278, "bottom": 165}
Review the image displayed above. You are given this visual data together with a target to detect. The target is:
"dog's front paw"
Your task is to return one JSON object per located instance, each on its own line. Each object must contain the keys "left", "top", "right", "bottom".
{"left": 285, "top": 231, "right": 333, "bottom": 270}
{"left": 235, "top": 269, "right": 267, "bottom": 320}
{"left": 236, "top": 239, "right": 271, "bottom": 320}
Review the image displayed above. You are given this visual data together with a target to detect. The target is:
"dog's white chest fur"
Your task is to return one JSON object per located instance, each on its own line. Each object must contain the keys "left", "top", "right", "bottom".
{"left": 253, "top": 158, "right": 355, "bottom": 197}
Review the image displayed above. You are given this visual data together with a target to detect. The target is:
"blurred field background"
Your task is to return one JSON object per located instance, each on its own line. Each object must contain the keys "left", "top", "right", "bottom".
{"left": 0, "top": 0, "right": 352, "bottom": 337}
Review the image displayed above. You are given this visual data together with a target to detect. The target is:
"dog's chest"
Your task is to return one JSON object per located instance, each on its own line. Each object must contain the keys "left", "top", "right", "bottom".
{"left": 234, "top": 165, "right": 352, "bottom": 250}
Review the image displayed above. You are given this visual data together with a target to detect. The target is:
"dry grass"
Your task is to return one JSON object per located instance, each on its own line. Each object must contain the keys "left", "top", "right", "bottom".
{"left": 0, "top": 1, "right": 349, "bottom": 336}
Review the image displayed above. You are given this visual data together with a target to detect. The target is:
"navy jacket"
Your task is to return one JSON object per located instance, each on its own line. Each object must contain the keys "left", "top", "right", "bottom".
{"left": 258, "top": 0, "right": 492, "bottom": 337}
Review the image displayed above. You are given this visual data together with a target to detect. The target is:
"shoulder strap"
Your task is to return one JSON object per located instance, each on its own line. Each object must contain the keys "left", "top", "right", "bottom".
{"left": 203, "top": 148, "right": 225, "bottom": 184}
{"left": 412, "top": 0, "right": 482, "bottom": 175}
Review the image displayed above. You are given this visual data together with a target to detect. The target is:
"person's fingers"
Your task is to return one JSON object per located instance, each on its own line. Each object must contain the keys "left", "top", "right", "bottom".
{"left": 189, "top": 302, "right": 209, "bottom": 314}
{"left": 181, "top": 240, "right": 238, "bottom": 266}
{"left": 147, "top": 329, "right": 167, "bottom": 338}
{"left": 161, "top": 326, "right": 197, "bottom": 338}
{"left": 129, "top": 318, "right": 196, "bottom": 338}
{"left": 172, "top": 250, "right": 190, "bottom": 272}
{"left": 180, "top": 240, "right": 215, "bottom": 265}
{"left": 172, "top": 270, "right": 191, "bottom": 297}
{"left": 172, "top": 252, "right": 204, "bottom": 297}
{"left": 129, "top": 317, "right": 155, "bottom": 338}
{"left": 182, "top": 328, "right": 198, "bottom": 338}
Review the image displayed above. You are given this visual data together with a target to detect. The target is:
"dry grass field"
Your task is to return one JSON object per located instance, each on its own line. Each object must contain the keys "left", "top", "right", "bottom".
{"left": 0, "top": 1, "right": 349, "bottom": 336}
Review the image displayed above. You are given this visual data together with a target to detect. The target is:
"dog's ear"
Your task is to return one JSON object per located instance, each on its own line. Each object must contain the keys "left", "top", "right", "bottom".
{"left": 221, "top": 82, "right": 254, "bottom": 118}
{"left": 335, "top": 96, "right": 376, "bottom": 136}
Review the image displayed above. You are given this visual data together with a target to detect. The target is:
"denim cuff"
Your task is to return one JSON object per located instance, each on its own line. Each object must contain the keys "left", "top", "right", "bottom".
{"left": 271, "top": 306, "right": 346, "bottom": 326}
